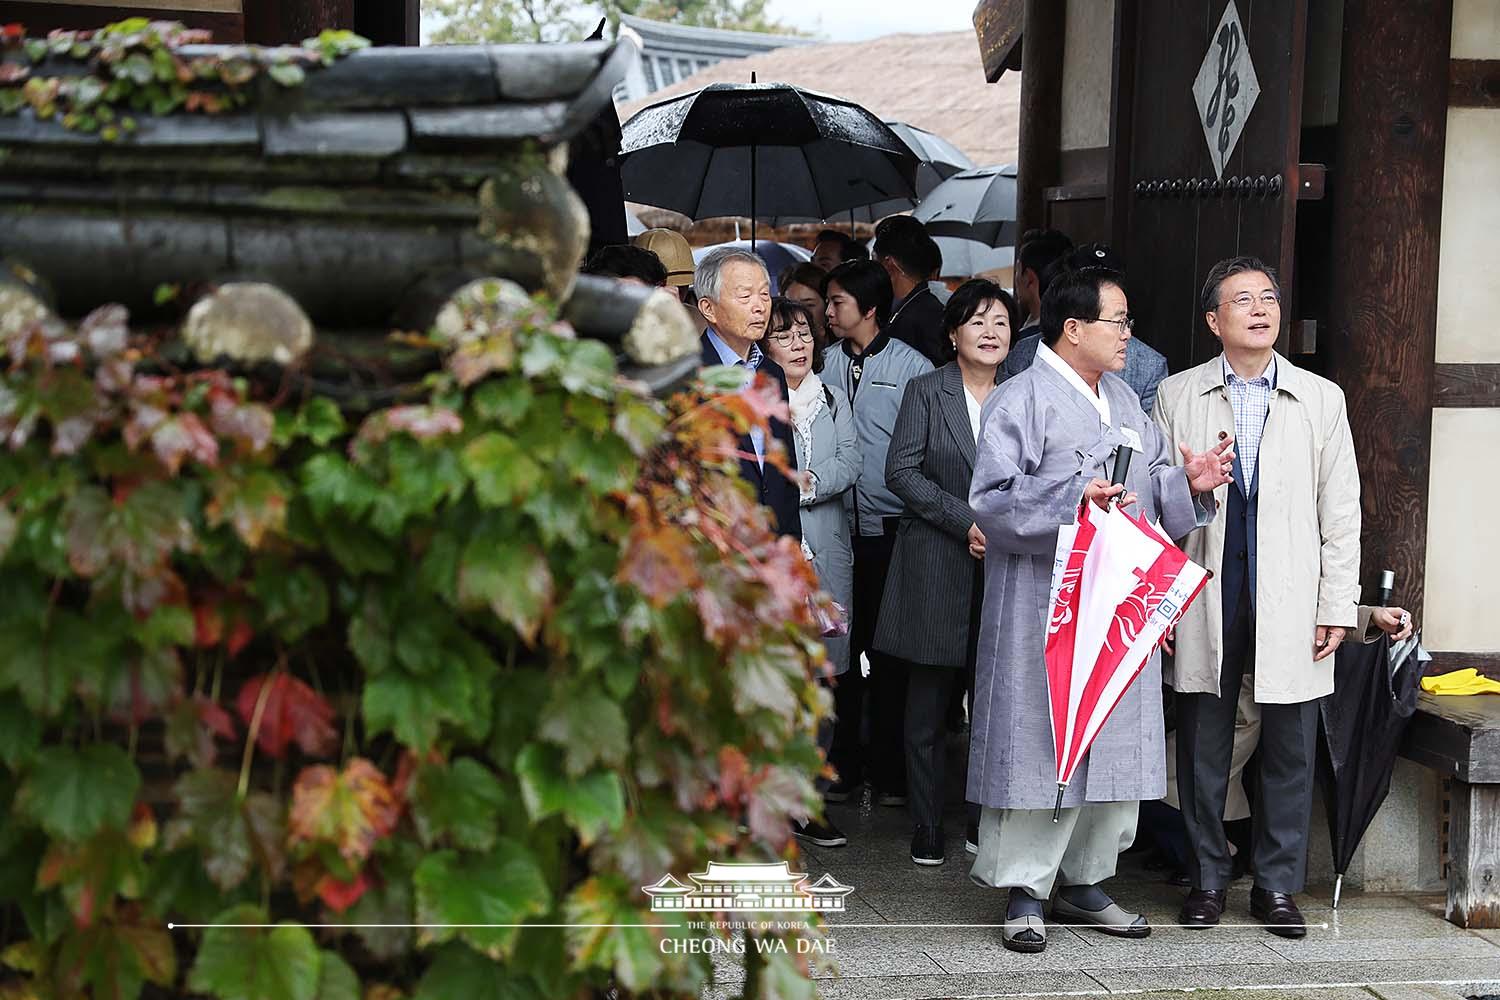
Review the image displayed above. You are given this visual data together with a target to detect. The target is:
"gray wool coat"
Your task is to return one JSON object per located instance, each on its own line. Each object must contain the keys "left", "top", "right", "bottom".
{"left": 966, "top": 359, "right": 1213, "bottom": 810}
{"left": 873, "top": 362, "right": 990, "bottom": 668}
{"left": 794, "top": 380, "right": 860, "bottom": 675}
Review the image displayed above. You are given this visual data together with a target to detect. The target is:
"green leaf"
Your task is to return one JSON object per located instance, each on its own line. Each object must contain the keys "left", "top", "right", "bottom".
{"left": 0, "top": 694, "right": 42, "bottom": 770}
{"left": 418, "top": 530, "right": 462, "bottom": 605}
{"left": 361, "top": 663, "right": 472, "bottom": 751}
{"left": 345, "top": 854, "right": 413, "bottom": 961}
{"left": 564, "top": 876, "right": 665, "bottom": 992}
{"left": 133, "top": 603, "right": 195, "bottom": 649}
{"left": 461, "top": 433, "right": 543, "bottom": 507}
{"left": 558, "top": 339, "right": 617, "bottom": 398}
{"left": 300, "top": 453, "right": 378, "bottom": 521}
{"left": 411, "top": 942, "right": 536, "bottom": 1000}
{"left": 268, "top": 63, "right": 306, "bottom": 87}
{"left": 313, "top": 950, "right": 359, "bottom": 1000}
{"left": 162, "top": 770, "right": 285, "bottom": 891}
{"left": 457, "top": 536, "right": 553, "bottom": 644}
{"left": 0, "top": 504, "right": 16, "bottom": 562}
{"left": 470, "top": 379, "right": 532, "bottom": 427}
{"left": 537, "top": 680, "right": 628, "bottom": 777}
{"left": 188, "top": 904, "right": 321, "bottom": 1000}
{"left": 514, "top": 745, "right": 624, "bottom": 846}
{"left": 16, "top": 745, "right": 140, "bottom": 841}
{"left": 412, "top": 843, "right": 549, "bottom": 959}
{"left": 408, "top": 758, "right": 509, "bottom": 851}
{"left": 251, "top": 563, "right": 329, "bottom": 641}
{"left": 322, "top": 518, "right": 396, "bottom": 576}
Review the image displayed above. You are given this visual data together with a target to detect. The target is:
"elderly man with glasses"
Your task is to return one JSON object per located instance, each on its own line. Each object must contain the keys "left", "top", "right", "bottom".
{"left": 1152, "top": 255, "right": 1361, "bottom": 939}
{"left": 696, "top": 246, "right": 803, "bottom": 540}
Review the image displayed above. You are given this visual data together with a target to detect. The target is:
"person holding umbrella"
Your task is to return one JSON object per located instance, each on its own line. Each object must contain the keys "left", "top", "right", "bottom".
{"left": 1154, "top": 256, "right": 1361, "bottom": 940}
{"left": 969, "top": 267, "right": 1234, "bottom": 953}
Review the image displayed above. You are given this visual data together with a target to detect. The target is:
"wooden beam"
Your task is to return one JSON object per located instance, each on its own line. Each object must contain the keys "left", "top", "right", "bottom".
{"left": 0, "top": 0, "right": 243, "bottom": 37}
{"left": 1104, "top": 0, "right": 1136, "bottom": 253}
{"left": 1451, "top": 59, "right": 1500, "bottom": 108}
{"left": 1428, "top": 651, "right": 1500, "bottom": 680}
{"left": 1014, "top": 0, "right": 1063, "bottom": 243}
{"left": 1434, "top": 364, "right": 1500, "bottom": 408}
{"left": 242, "top": 0, "right": 352, "bottom": 45}
{"left": 1324, "top": 0, "right": 1453, "bottom": 621}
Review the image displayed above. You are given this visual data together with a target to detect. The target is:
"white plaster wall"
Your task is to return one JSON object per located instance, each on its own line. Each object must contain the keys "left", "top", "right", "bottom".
{"left": 1435, "top": 108, "right": 1500, "bottom": 364}
{"left": 1452, "top": 0, "right": 1500, "bottom": 59}
{"left": 1423, "top": 409, "right": 1500, "bottom": 651}
{"left": 1060, "top": 0, "right": 1114, "bottom": 152}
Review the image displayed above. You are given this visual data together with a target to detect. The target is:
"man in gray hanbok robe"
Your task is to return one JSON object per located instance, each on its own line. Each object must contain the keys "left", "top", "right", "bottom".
{"left": 967, "top": 268, "right": 1234, "bottom": 952}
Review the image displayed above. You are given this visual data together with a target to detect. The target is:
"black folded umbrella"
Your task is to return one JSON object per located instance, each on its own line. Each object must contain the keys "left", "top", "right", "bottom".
{"left": 1317, "top": 631, "right": 1425, "bottom": 907}
{"left": 617, "top": 81, "right": 919, "bottom": 243}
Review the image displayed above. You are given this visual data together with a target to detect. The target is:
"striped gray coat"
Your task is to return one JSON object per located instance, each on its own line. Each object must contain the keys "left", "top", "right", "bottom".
{"left": 872, "top": 362, "right": 990, "bottom": 668}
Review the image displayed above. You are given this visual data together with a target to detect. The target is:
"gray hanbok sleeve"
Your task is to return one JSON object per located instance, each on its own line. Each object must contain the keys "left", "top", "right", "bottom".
{"left": 1143, "top": 417, "right": 1214, "bottom": 539}
{"left": 969, "top": 395, "right": 1091, "bottom": 557}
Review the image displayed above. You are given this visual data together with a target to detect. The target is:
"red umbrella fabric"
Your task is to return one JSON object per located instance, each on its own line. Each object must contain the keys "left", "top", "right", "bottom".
{"left": 1045, "top": 501, "right": 1211, "bottom": 818}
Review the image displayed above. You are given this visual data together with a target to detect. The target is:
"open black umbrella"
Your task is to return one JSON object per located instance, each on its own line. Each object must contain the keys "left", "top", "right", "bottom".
{"left": 618, "top": 81, "right": 919, "bottom": 244}
{"left": 1317, "top": 630, "right": 1426, "bottom": 906}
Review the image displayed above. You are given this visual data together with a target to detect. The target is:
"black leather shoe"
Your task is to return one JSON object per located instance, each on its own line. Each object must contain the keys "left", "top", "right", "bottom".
{"left": 825, "top": 777, "right": 861, "bottom": 803}
{"left": 1250, "top": 887, "right": 1307, "bottom": 939}
{"left": 1178, "top": 888, "right": 1226, "bottom": 928}
{"left": 793, "top": 818, "right": 848, "bottom": 848}
{"left": 910, "top": 825, "right": 945, "bottom": 866}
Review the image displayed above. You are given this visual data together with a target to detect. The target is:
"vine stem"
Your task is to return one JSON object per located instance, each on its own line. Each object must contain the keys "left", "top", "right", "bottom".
{"left": 237, "top": 668, "right": 277, "bottom": 800}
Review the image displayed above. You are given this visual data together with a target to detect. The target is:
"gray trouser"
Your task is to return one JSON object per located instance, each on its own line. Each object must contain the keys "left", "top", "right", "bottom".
{"left": 1175, "top": 588, "right": 1319, "bottom": 892}
{"left": 969, "top": 800, "right": 1138, "bottom": 899}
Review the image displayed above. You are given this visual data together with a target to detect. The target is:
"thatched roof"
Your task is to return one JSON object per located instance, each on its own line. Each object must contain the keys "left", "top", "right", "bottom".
{"left": 616, "top": 31, "right": 1020, "bottom": 167}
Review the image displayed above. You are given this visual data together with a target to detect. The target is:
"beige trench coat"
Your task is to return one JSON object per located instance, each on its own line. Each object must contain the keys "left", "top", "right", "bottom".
{"left": 1151, "top": 353, "right": 1361, "bottom": 704}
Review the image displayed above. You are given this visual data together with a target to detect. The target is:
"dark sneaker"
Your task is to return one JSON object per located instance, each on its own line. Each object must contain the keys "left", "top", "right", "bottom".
{"left": 794, "top": 818, "right": 848, "bottom": 848}
{"left": 911, "top": 825, "right": 945, "bottom": 866}
{"left": 825, "top": 778, "right": 861, "bottom": 803}
{"left": 876, "top": 789, "right": 907, "bottom": 808}
{"left": 965, "top": 816, "right": 980, "bottom": 855}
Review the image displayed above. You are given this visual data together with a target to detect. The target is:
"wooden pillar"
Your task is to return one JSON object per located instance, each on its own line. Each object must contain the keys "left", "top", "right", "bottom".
{"left": 243, "top": 0, "right": 354, "bottom": 45}
{"left": 1447, "top": 780, "right": 1500, "bottom": 928}
{"left": 1324, "top": 0, "right": 1453, "bottom": 618}
{"left": 1015, "top": 0, "right": 1065, "bottom": 239}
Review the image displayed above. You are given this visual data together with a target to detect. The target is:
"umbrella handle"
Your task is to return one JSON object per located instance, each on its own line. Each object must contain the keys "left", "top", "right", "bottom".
{"left": 1052, "top": 784, "right": 1065, "bottom": 823}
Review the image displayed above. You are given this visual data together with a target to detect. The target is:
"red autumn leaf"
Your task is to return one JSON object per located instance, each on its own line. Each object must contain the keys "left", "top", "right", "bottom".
{"left": 717, "top": 746, "right": 749, "bottom": 810}
{"left": 288, "top": 758, "right": 401, "bottom": 865}
{"left": 235, "top": 673, "right": 336, "bottom": 759}
{"left": 150, "top": 412, "right": 219, "bottom": 474}
{"left": 225, "top": 617, "right": 253, "bottom": 658}
{"left": 315, "top": 869, "right": 371, "bottom": 913}
{"left": 1, "top": 23, "right": 25, "bottom": 41}
{"left": 194, "top": 695, "right": 236, "bottom": 741}
{"left": 618, "top": 524, "right": 701, "bottom": 606}
{"left": 209, "top": 392, "right": 273, "bottom": 453}
{"left": 193, "top": 604, "right": 223, "bottom": 647}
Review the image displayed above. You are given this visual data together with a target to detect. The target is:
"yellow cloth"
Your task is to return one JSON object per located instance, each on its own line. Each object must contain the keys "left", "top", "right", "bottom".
{"left": 1421, "top": 668, "right": 1500, "bottom": 696}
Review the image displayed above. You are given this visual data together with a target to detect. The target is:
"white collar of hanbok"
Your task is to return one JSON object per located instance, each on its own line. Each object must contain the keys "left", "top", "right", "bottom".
{"left": 1037, "top": 341, "right": 1112, "bottom": 428}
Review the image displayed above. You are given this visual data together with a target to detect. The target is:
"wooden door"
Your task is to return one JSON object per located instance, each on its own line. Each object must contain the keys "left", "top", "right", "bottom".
{"left": 1112, "top": 0, "right": 1309, "bottom": 373}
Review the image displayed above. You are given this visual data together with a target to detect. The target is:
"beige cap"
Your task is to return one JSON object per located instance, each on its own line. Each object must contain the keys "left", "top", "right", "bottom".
{"left": 632, "top": 228, "right": 695, "bottom": 287}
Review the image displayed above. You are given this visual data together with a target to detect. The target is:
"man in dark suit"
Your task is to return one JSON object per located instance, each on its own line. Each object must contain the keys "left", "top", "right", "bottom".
{"left": 696, "top": 247, "right": 802, "bottom": 540}
{"left": 873, "top": 216, "right": 948, "bottom": 366}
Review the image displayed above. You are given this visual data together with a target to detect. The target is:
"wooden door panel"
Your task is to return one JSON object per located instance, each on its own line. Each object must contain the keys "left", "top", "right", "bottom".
{"left": 1117, "top": 0, "right": 1308, "bottom": 374}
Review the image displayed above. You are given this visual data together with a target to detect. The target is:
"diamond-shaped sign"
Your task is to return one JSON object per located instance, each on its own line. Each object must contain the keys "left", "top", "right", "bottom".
{"left": 1192, "top": 0, "right": 1260, "bottom": 180}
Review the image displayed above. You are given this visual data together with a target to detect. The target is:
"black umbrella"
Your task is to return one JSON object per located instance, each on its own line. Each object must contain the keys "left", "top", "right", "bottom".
{"left": 1317, "top": 630, "right": 1426, "bottom": 907}
{"left": 617, "top": 80, "right": 920, "bottom": 244}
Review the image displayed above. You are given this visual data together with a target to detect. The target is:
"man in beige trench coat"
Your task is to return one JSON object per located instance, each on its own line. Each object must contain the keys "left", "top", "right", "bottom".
{"left": 1152, "top": 256, "right": 1360, "bottom": 939}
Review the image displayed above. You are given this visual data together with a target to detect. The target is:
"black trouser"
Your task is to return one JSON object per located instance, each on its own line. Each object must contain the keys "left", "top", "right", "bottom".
{"left": 1176, "top": 587, "right": 1319, "bottom": 892}
{"left": 830, "top": 528, "right": 906, "bottom": 795}
{"left": 904, "top": 564, "right": 983, "bottom": 829}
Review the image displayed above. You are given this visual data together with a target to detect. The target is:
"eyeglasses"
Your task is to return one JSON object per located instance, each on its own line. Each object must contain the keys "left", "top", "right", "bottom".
{"left": 768, "top": 328, "right": 815, "bottom": 346}
{"left": 1085, "top": 316, "right": 1135, "bottom": 334}
{"left": 1217, "top": 291, "right": 1282, "bottom": 311}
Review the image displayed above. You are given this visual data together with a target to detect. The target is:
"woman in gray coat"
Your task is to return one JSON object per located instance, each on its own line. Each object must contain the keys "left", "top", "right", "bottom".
{"left": 762, "top": 297, "right": 859, "bottom": 849}
{"left": 873, "top": 280, "right": 1018, "bottom": 867}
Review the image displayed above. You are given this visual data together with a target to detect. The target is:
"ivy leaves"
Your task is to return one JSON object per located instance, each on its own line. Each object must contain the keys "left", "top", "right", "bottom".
{"left": 16, "top": 745, "right": 140, "bottom": 842}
